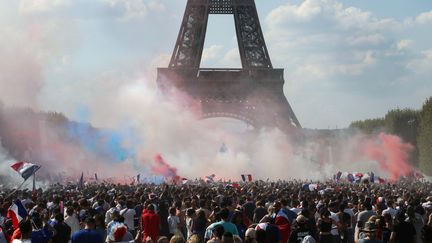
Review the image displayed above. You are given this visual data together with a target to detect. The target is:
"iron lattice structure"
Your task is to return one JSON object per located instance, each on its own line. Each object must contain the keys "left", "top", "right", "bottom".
{"left": 157, "top": 0, "right": 301, "bottom": 131}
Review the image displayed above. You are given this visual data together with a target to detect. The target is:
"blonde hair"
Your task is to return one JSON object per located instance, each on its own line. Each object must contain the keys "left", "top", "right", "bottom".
{"left": 187, "top": 234, "right": 202, "bottom": 243}
{"left": 170, "top": 235, "right": 185, "bottom": 243}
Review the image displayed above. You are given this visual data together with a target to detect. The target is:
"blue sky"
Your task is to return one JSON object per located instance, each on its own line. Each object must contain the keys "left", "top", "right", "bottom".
{"left": 1, "top": 0, "right": 432, "bottom": 129}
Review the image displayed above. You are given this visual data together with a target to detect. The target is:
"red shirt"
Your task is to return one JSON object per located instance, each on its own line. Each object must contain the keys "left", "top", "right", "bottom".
{"left": 274, "top": 211, "right": 291, "bottom": 243}
{"left": 141, "top": 210, "right": 160, "bottom": 242}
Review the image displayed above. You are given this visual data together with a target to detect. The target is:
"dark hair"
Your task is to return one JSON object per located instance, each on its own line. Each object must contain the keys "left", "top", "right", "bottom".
{"left": 187, "top": 208, "right": 195, "bottom": 217}
{"left": 169, "top": 207, "right": 176, "bottom": 215}
{"left": 55, "top": 213, "right": 64, "bottom": 222}
{"left": 219, "top": 208, "right": 230, "bottom": 220}
{"left": 212, "top": 225, "right": 225, "bottom": 238}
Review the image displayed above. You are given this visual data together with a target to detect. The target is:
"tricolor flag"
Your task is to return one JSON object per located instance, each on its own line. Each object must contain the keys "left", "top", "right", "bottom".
{"left": 414, "top": 170, "right": 424, "bottom": 178}
{"left": 7, "top": 199, "right": 28, "bottom": 229}
{"left": 241, "top": 174, "right": 253, "bottom": 182}
{"left": 10, "top": 162, "right": 41, "bottom": 180}
{"left": 205, "top": 174, "right": 216, "bottom": 182}
{"left": 347, "top": 173, "right": 354, "bottom": 183}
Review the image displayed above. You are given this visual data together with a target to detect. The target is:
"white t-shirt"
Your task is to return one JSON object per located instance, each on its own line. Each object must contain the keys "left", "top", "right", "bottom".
{"left": 12, "top": 239, "right": 32, "bottom": 243}
{"left": 120, "top": 208, "right": 136, "bottom": 231}
{"left": 330, "top": 212, "right": 340, "bottom": 236}
{"left": 64, "top": 213, "right": 80, "bottom": 235}
{"left": 382, "top": 207, "right": 398, "bottom": 218}
{"left": 168, "top": 215, "right": 180, "bottom": 234}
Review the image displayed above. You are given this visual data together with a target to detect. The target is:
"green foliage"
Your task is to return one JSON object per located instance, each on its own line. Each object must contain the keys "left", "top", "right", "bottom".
{"left": 384, "top": 109, "right": 420, "bottom": 145}
{"left": 349, "top": 118, "right": 385, "bottom": 134}
{"left": 419, "top": 97, "right": 432, "bottom": 175}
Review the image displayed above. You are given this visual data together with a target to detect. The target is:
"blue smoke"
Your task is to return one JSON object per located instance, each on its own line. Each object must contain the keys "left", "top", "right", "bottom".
{"left": 66, "top": 105, "right": 141, "bottom": 163}
{"left": 66, "top": 121, "right": 140, "bottom": 163}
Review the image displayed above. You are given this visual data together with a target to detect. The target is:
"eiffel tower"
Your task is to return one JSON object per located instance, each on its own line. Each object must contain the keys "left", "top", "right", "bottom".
{"left": 157, "top": 0, "right": 301, "bottom": 132}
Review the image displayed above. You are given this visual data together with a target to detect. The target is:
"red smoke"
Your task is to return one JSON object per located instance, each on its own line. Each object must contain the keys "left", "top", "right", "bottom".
{"left": 152, "top": 154, "right": 180, "bottom": 180}
{"left": 362, "top": 132, "right": 413, "bottom": 181}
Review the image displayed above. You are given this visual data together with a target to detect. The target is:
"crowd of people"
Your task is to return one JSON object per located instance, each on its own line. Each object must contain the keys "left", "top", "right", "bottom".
{"left": 0, "top": 178, "right": 432, "bottom": 243}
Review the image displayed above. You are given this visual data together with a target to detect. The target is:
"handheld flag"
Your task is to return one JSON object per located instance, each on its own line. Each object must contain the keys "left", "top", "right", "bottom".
{"left": 241, "top": 174, "right": 252, "bottom": 182}
{"left": 205, "top": 174, "right": 216, "bottom": 182}
{"left": 7, "top": 199, "right": 28, "bottom": 229}
{"left": 10, "top": 162, "right": 41, "bottom": 180}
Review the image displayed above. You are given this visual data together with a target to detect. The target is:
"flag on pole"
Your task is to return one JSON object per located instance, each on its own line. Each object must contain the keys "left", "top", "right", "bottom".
{"left": 205, "top": 174, "right": 216, "bottom": 182}
{"left": 7, "top": 199, "right": 28, "bottom": 229}
{"left": 241, "top": 174, "right": 253, "bottom": 182}
{"left": 10, "top": 162, "right": 41, "bottom": 180}
{"left": 137, "top": 174, "right": 140, "bottom": 183}
{"left": 95, "top": 173, "right": 98, "bottom": 181}
{"left": 32, "top": 174, "right": 36, "bottom": 192}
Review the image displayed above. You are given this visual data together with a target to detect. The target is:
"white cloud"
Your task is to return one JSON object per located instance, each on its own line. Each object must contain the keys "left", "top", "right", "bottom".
{"left": 397, "top": 39, "right": 413, "bottom": 51}
{"left": 201, "top": 45, "right": 224, "bottom": 63}
{"left": 407, "top": 49, "right": 432, "bottom": 72}
{"left": 263, "top": 0, "right": 432, "bottom": 128}
{"left": 103, "top": 0, "right": 148, "bottom": 20}
{"left": 19, "top": 0, "right": 72, "bottom": 14}
{"left": 416, "top": 10, "right": 432, "bottom": 24}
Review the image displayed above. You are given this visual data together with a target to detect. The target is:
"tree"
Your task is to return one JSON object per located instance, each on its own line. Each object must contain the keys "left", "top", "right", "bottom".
{"left": 349, "top": 118, "right": 385, "bottom": 134}
{"left": 384, "top": 109, "right": 420, "bottom": 166}
{"left": 419, "top": 97, "right": 432, "bottom": 175}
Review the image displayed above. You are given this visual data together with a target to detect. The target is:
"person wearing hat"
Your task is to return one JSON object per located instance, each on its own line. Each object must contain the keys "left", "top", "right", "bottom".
{"left": 288, "top": 215, "right": 317, "bottom": 243}
{"left": 357, "top": 221, "right": 382, "bottom": 243}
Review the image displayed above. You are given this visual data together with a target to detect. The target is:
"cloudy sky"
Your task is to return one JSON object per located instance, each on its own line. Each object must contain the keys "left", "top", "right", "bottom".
{"left": 1, "top": 0, "right": 431, "bottom": 129}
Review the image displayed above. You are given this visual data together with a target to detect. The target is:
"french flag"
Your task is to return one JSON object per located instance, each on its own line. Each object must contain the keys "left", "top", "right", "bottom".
{"left": 7, "top": 199, "right": 28, "bottom": 229}
{"left": 241, "top": 174, "right": 253, "bottom": 182}
{"left": 11, "top": 162, "right": 41, "bottom": 180}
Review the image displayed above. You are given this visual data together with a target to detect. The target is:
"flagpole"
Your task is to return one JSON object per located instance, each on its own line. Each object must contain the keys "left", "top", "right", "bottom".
{"left": 5, "top": 179, "right": 28, "bottom": 200}
{"left": 32, "top": 172, "right": 36, "bottom": 193}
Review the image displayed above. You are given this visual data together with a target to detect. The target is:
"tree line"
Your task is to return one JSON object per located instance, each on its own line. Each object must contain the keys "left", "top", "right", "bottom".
{"left": 350, "top": 97, "right": 432, "bottom": 175}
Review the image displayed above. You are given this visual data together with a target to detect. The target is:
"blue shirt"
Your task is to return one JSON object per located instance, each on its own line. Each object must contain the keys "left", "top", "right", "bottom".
{"left": 71, "top": 229, "right": 103, "bottom": 243}
{"left": 31, "top": 226, "right": 53, "bottom": 243}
